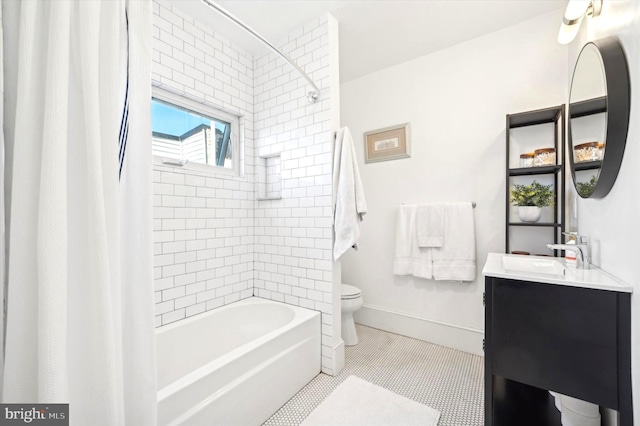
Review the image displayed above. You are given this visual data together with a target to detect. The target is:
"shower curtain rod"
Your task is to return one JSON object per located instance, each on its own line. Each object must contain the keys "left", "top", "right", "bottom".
{"left": 200, "top": 0, "right": 321, "bottom": 104}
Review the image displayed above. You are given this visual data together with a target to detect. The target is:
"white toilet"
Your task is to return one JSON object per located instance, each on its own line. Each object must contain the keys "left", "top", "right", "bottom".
{"left": 341, "top": 283, "right": 363, "bottom": 346}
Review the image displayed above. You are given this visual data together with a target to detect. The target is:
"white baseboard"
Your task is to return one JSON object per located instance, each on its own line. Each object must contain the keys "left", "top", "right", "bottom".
{"left": 322, "top": 339, "right": 345, "bottom": 376}
{"left": 354, "top": 304, "right": 484, "bottom": 356}
{"left": 332, "top": 339, "right": 345, "bottom": 375}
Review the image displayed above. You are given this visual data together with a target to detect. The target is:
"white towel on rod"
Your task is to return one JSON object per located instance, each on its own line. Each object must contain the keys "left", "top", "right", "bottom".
{"left": 431, "top": 202, "right": 476, "bottom": 281}
{"left": 333, "top": 127, "right": 367, "bottom": 260}
{"left": 393, "top": 204, "right": 433, "bottom": 279}
{"left": 416, "top": 204, "right": 445, "bottom": 247}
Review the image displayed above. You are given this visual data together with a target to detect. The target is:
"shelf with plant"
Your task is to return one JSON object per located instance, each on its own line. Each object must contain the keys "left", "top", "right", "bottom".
{"left": 509, "top": 164, "right": 562, "bottom": 176}
{"left": 510, "top": 181, "right": 554, "bottom": 223}
{"left": 576, "top": 175, "right": 597, "bottom": 198}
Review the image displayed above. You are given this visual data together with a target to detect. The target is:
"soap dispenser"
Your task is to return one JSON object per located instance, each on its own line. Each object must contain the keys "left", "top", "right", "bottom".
{"left": 563, "top": 232, "right": 577, "bottom": 264}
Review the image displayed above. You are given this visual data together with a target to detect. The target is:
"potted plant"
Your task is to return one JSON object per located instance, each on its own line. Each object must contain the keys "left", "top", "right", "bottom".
{"left": 576, "top": 175, "right": 597, "bottom": 198}
{"left": 510, "top": 181, "right": 554, "bottom": 223}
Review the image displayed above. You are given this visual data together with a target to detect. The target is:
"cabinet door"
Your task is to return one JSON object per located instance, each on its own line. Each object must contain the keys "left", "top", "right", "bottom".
{"left": 489, "top": 278, "right": 618, "bottom": 408}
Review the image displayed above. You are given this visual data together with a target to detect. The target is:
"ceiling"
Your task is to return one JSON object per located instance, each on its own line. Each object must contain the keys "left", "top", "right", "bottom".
{"left": 162, "top": 0, "right": 566, "bottom": 83}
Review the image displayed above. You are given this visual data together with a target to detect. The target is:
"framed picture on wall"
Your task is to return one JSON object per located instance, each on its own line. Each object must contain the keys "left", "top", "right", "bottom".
{"left": 363, "top": 123, "right": 411, "bottom": 163}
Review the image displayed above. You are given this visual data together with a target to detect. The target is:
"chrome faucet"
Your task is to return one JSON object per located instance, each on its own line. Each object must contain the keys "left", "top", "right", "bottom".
{"left": 547, "top": 233, "right": 591, "bottom": 269}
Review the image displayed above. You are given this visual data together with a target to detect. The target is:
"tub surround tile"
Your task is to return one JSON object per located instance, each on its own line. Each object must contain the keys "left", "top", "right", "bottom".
{"left": 152, "top": 1, "right": 254, "bottom": 326}
{"left": 253, "top": 14, "right": 335, "bottom": 374}
{"left": 151, "top": 1, "right": 340, "bottom": 374}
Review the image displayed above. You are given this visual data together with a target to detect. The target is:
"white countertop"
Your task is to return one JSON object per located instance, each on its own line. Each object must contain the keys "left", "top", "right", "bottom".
{"left": 482, "top": 252, "right": 633, "bottom": 293}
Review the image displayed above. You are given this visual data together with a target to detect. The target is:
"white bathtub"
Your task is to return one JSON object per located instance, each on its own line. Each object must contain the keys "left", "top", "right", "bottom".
{"left": 156, "top": 297, "right": 321, "bottom": 426}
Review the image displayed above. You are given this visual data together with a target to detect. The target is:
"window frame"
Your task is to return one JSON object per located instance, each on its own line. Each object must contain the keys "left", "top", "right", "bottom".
{"left": 151, "top": 86, "right": 241, "bottom": 176}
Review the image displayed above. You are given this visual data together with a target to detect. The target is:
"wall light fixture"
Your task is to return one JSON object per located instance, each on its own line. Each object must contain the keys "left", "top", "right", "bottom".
{"left": 558, "top": 0, "right": 603, "bottom": 44}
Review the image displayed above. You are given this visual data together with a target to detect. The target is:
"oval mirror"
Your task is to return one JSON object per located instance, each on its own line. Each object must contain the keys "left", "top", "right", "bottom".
{"left": 568, "top": 37, "right": 630, "bottom": 198}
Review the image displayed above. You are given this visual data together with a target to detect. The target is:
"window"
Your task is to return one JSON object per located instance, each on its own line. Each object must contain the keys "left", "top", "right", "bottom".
{"left": 151, "top": 88, "right": 240, "bottom": 172}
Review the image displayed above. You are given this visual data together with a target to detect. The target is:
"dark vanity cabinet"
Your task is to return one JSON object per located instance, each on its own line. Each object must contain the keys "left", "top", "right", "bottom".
{"left": 484, "top": 276, "right": 633, "bottom": 426}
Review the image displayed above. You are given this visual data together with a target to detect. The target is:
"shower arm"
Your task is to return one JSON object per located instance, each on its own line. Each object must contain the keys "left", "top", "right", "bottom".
{"left": 200, "top": 0, "right": 321, "bottom": 104}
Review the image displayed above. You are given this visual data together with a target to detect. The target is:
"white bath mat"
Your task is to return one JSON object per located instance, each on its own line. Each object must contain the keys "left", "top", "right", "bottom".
{"left": 300, "top": 375, "right": 440, "bottom": 426}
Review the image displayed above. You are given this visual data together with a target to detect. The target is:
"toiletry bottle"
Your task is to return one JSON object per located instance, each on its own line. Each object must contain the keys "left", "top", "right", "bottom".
{"left": 564, "top": 232, "right": 577, "bottom": 265}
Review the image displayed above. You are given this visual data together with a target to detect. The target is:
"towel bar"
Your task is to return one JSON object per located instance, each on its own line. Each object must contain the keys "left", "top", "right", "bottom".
{"left": 401, "top": 202, "right": 476, "bottom": 208}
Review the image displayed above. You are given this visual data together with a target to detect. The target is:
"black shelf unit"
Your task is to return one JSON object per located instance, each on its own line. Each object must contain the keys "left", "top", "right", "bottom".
{"left": 506, "top": 105, "right": 565, "bottom": 254}
{"left": 569, "top": 96, "right": 607, "bottom": 118}
{"left": 508, "top": 165, "right": 561, "bottom": 176}
{"left": 508, "top": 223, "right": 563, "bottom": 228}
{"left": 574, "top": 160, "right": 602, "bottom": 171}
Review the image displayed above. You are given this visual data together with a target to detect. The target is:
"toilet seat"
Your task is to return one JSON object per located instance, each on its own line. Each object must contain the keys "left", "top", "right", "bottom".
{"left": 341, "top": 284, "right": 361, "bottom": 300}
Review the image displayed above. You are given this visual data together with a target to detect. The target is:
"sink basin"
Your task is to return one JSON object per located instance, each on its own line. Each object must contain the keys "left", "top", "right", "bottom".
{"left": 483, "top": 253, "right": 632, "bottom": 293}
{"left": 501, "top": 255, "right": 571, "bottom": 277}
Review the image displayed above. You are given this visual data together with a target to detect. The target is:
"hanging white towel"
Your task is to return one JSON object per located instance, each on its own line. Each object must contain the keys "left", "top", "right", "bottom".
{"left": 333, "top": 127, "right": 367, "bottom": 260}
{"left": 416, "top": 204, "right": 445, "bottom": 247}
{"left": 431, "top": 202, "right": 476, "bottom": 281}
{"left": 393, "top": 204, "right": 433, "bottom": 279}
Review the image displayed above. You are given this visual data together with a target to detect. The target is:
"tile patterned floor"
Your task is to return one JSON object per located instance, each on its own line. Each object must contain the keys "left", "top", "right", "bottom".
{"left": 263, "top": 324, "right": 484, "bottom": 426}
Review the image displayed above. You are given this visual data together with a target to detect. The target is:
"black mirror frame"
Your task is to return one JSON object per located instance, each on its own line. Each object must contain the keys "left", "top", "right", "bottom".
{"left": 568, "top": 37, "right": 630, "bottom": 199}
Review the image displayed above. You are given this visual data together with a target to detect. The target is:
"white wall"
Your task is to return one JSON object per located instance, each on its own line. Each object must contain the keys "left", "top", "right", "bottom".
{"left": 340, "top": 10, "right": 568, "bottom": 355}
{"left": 151, "top": 1, "right": 255, "bottom": 326}
{"left": 567, "top": 1, "right": 640, "bottom": 419}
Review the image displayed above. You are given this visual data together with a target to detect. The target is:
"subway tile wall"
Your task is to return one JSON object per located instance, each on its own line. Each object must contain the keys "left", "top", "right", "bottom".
{"left": 152, "top": 1, "right": 255, "bottom": 327}
{"left": 151, "top": 2, "right": 339, "bottom": 374}
{"left": 252, "top": 16, "right": 336, "bottom": 374}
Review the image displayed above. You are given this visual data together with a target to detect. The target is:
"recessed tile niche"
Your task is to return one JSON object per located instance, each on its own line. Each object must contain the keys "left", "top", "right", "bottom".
{"left": 257, "top": 153, "right": 282, "bottom": 201}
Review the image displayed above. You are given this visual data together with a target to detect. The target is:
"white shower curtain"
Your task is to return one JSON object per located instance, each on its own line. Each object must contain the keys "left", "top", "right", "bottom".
{"left": 2, "top": 1, "right": 156, "bottom": 425}
{"left": 0, "top": 2, "right": 5, "bottom": 403}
